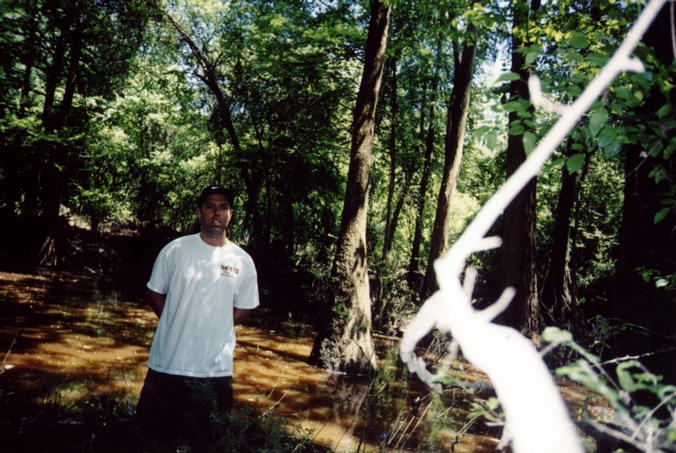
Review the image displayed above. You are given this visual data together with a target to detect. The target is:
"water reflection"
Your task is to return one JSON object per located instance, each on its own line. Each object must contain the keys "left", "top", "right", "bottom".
{"left": 232, "top": 314, "right": 505, "bottom": 452}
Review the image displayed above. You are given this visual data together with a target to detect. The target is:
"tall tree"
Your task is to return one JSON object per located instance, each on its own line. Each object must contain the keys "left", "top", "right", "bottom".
{"left": 408, "top": 33, "right": 443, "bottom": 289}
{"left": 612, "top": 2, "right": 676, "bottom": 378}
{"left": 541, "top": 145, "right": 588, "bottom": 326}
{"left": 497, "top": 0, "right": 540, "bottom": 334}
{"left": 310, "top": 0, "right": 391, "bottom": 375}
{"left": 381, "top": 53, "right": 400, "bottom": 262}
{"left": 421, "top": 30, "right": 477, "bottom": 299}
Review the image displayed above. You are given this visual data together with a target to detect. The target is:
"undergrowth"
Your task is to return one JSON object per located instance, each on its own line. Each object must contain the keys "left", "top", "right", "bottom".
{"left": 0, "top": 389, "right": 332, "bottom": 453}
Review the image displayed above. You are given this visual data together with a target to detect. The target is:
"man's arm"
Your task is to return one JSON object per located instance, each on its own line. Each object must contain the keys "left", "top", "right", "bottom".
{"left": 146, "top": 289, "right": 166, "bottom": 318}
{"left": 233, "top": 307, "right": 252, "bottom": 325}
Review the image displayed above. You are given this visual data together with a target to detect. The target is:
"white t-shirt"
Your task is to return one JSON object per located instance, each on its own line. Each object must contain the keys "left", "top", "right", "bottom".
{"left": 146, "top": 233, "right": 259, "bottom": 377}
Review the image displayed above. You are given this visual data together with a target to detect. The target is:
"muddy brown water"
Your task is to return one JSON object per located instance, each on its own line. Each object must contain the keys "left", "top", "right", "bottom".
{"left": 0, "top": 269, "right": 595, "bottom": 452}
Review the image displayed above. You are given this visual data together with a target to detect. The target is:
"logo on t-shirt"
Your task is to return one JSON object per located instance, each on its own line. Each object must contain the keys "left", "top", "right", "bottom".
{"left": 220, "top": 264, "right": 240, "bottom": 279}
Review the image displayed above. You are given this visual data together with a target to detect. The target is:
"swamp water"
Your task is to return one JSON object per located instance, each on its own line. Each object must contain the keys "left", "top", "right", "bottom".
{"left": 0, "top": 270, "right": 589, "bottom": 452}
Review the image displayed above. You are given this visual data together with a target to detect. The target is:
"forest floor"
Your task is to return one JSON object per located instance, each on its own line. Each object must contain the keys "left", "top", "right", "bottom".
{"left": 0, "top": 267, "right": 608, "bottom": 452}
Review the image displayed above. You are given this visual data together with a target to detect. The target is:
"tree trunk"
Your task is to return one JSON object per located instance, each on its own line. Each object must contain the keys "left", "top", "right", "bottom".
{"left": 542, "top": 151, "right": 579, "bottom": 325}
{"left": 55, "top": 6, "right": 84, "bottom": 130}
{"left": 310, "top": 0, "right": 390, "bottom": 375}
{"left": 18, "top": 0, "right": 40, "bottom": 118}
{"left": 421, "top": 39, "right": 477, "bottom": 299}
{"left": 42, "top": 34, "right": 67, "bottom": 131}
{"left": 42, "top": 4, "right": 86, "bottom": 226}
{"left": 497, "top": 0, "right": 540, "bottom": 335}
{"left": 408, "top": 34, "right": 442, "bottom": 290}
{"left": 382, "top": 55, "right": 399, "bottom": 261}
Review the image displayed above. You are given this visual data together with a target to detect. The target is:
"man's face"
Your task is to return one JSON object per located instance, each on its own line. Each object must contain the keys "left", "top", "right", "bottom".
{"left": 197, "top": 193, "right": 233, "bottom": 234}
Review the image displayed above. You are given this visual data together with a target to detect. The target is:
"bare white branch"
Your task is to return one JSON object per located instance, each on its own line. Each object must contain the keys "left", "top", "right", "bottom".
{"left": 528, "top": 76, "right": 567, "bottom": 115}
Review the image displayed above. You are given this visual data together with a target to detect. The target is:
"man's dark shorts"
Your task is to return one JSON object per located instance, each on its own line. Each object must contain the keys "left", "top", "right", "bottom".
{"left": 136, "top": 368, "right": 233, "bottom": 444}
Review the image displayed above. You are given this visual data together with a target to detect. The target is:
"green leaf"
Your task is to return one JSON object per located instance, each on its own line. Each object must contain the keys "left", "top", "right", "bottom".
{"left": 654, "top": 207, "right": 670, "bottom": 224}
{"left": 649, "top": 166, "right": 667, "bottom": 184}
{"left": 640, "top": 269, "right": 653, "bottom": 282}
{"left": 598, "top": 126, "right": 619, "bottom": 147}
{"left": 542, "top": 326, "right": 573, "bottom": 343}
{"left": 616, "top": 361, "right": 646, "bottom": 393}
{"left": 569, "top": 32, "right": 590, "bottom": 50}
{"left": 589, "top": 108, "right": 609, "bottom": 137}
{"left": 598, "top": 127, "right": 622, "bottom": 157}
{"left": 523, "top": 131, "right": 537, "bottom": 154}
{"left": 486, "top": 397, "right": 500, "bottom": 411}
{"left": 648, "top": 141, "right": 663, "bottom": 158}
{"left": 566, "top": 153, "right": 586, "bottom": 174}
{"left": 556, "top": 360, "right": 613, "bottom": 399}
{"left": 666, "top": 427, "right": 676, "bottom": 444}
{"left": 656, "top": 103, "right": 671, "bottom": 119}
{"left": 496, "top": 72, "right": 520, "bottom": 83}
{"left": 503, "top": 100, "right": 526, "bottom": 113}
{"left": 588, "top": 53, "right": 609, "bottom": 67}
{"left": 485, "top": 130, "right": 497, "bottom": 149}
{"left": 655, "top": 278, "right": 669, "bottom": 288}
{"left": 549, "top": 156, "right": 567, "bottom": 169}
{"left": 617, "top": 371, "right": 637, "bottom": 393}
{"left": 509, "top": 123, "right": 525, "bottom": 135}
{"left": 614, "top": 86, "right": 634, "bottom": 102}
{"left": 525, "top": 50, "right": 539, "bottom": 66}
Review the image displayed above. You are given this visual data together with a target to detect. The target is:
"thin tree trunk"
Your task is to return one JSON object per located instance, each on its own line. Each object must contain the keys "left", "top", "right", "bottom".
{"left": 498, "top": 0, "right": 540, "bottom": 335}
{"left": 310, "top": 0, "right": 391, "bottom": 375}
{"left": 421, "top": 38, "right": 477, "bottom": 299}
{"left": 382, "top": 55, "right": 399, "bottom": 261}
{"left": 41, "top": 3, "right": 86, "bottom": 227}
{"left": 542, "top": 151, "right": 578, "bottom": 325}
{"left": 408, "top": 34, "right": 442, "bottom": 290}
{"left": 55, "top": 6, "right": 84, "bottom": 130}
{"left": 387, "top": 174, "right": 410, "bottom": 255}
{"left": 42, "top": 35, "right": 66, "bottom": 131}
{"left": 18, "top": 0, "right": 40, "bottom": 118}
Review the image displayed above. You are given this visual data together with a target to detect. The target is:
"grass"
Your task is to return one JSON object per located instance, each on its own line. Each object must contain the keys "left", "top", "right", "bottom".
{"left": 1, "top": 387, "right": 333, "bottom": 453}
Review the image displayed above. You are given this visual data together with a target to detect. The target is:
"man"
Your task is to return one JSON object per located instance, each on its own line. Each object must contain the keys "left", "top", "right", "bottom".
{"left": 136, "top": 185, "right": 259, "bottom": 450}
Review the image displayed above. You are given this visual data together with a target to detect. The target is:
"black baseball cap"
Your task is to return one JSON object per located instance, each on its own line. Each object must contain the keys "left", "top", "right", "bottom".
{"left": 197, "top": 185, "right": 234, "bottom": 207}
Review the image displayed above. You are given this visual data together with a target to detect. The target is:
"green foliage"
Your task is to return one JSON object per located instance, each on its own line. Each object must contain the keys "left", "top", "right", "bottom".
{"left": 0, "top": 0, "right": 152, "bottom": 234}
{"left": 543, "top": 327, "right": 676, "bottom": 452}
{"left": 216, "top": 408, "right": 330, "bottom": 453}
{"left": 638, "top": 266, "right": 676, "bottom": 296}
{"left": 467, "top": 396, "right": 502, "bottom": 425}
{"left": 2, "top": 387, "right": 329, "bottom": 453}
